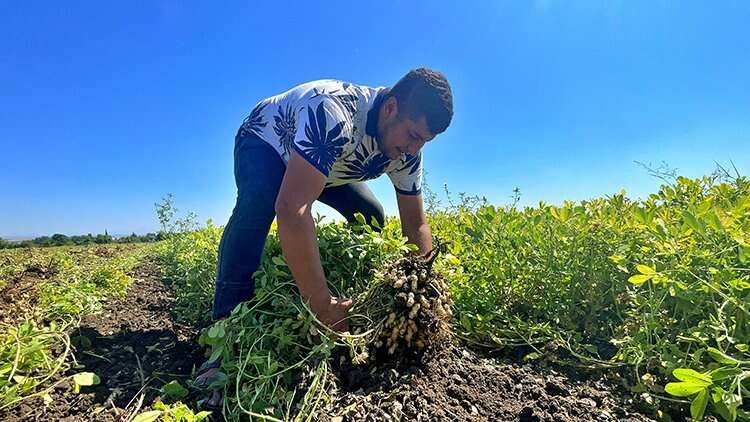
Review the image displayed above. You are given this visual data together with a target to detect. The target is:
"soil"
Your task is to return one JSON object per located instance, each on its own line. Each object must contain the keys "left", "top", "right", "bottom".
{"left": 0, "top": 260, "right": 55, "bottom": 325}
{"left": 0, "top": 258, "right": 206, "bottom": 422}
{"left": 318, "top": 344, "right": 656, "bottom": 422}
{"left": 1, "top": 257, "right": 659, "bottom": 422}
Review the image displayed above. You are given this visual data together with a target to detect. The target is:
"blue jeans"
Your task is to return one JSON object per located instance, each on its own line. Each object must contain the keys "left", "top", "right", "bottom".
{"left": 211, "top": 133, "right": 385, "bottom": 320}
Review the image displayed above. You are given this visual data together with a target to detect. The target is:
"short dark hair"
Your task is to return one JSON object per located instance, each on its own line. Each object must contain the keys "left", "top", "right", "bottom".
{"left": 388, "top": 68, "right": 453, "bottom": 134}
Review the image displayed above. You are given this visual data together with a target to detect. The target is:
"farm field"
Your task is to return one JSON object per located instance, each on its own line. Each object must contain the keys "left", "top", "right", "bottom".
{"left": 1, "top": 173, "right": 748, "bottom": 421}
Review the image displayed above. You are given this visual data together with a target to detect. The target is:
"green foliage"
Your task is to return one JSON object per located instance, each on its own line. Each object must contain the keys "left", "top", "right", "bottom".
{"left": 38, "top": 245, "right": 151, "bottom": 320}
{"left": 0, "top": 321, "right": 71, "bottom": 410}
{"left": 159, "top": 215, "right": 410, "bottom": 420}
{"left": 157, "top": 219, "right": 222, "bottom": 327}
{"left": 157, "top": 174, "right": 750, "bottom": 420}
{"left": 427, "top": 174, "right": 750, "bottom": 420}
{"left": 133, "top": 400, "right": 211, "bottom": 422}
{"left": 0, "top": 244, "right": 154, "bottom": 411}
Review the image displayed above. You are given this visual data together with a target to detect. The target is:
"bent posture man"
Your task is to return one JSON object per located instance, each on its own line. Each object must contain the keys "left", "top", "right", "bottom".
{"left": 196, "top": 68, "right": 453, "bottom": 392}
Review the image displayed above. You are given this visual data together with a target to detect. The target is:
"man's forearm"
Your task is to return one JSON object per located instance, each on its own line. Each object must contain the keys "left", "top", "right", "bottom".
{"left": 404, "top": 222, "right": 433, "bottom": 255}
{"left": 276, "top": 211, "right": 331, "bottom": 308}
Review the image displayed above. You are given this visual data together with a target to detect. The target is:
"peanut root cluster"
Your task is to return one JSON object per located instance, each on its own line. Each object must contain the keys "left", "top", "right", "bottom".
{"left": 374, "top": 253, "right": 453, "bottom": 354}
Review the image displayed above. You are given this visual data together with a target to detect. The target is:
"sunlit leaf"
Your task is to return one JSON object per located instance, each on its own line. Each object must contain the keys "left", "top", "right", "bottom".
{"left": 690, "top": 388, "right": 708, "bottom": 420}
{"left": 131, "top": 410, "right": 162, "bottom": 422}
{"left": 682, "top": 210, "right": 704, "bottom": 234}
{"left": 72, "top": 372, "right": 100, "bottom": 394}
{"left": 672, "top": 368, "right": 712, "bottom": 385}
{"left": 636, "top": 264, "right": 656, "bottom": 275}
{"left": 628, "top": 274, "right": 653, "bottom": 284}
{"left": 664, "top": 382, "right": 707, "bottom": 397}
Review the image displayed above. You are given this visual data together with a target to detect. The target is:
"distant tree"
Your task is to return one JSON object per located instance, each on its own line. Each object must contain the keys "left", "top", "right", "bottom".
{"left": 51, "top": 233, "right": 71, "bottom": 246}
{"left": 34, "top": 236, "right": 52, "bottom": 247}
{"left": 1, "top": 230, "right": 160, "bottom": 249}
{"left": 71, "top": 234, "right": 94, "bottom": 245}
{"left": 94, "top": 233, "right": 112, "bottom": 244}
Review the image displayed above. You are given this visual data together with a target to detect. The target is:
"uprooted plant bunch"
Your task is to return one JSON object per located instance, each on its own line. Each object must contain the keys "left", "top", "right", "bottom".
{"left": 343, "top": 243, "right": 454, "bottom": 364}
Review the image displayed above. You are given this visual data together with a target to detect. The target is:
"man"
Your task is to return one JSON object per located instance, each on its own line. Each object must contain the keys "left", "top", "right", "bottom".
{"left": 195, "top": 68, "right": 453, "bottom": 391}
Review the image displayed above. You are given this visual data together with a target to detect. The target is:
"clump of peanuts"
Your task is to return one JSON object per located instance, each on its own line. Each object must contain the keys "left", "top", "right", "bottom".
{"left": 373, "top": 252, "right": 453, "bottom": 355}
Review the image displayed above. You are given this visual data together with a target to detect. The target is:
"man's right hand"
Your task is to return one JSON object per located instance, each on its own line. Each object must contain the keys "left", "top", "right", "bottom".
{"left": 309, "top": 294, "right": 353, "bottom": 332}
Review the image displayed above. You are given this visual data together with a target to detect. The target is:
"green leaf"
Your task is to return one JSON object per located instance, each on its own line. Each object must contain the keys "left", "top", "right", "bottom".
{"left": 628, "top": 274, "right": 653, "bottom": 284}
{"left": 131, "top": 410, "right": 162, "bottom": 422}
{"left": 208, "top": 346, "right": 223, "bottom": 363}
{"left": 665, "top": 381, "right": 707, "bottom": 397}
{"left": 195, "top": 411, "right": 212, "bottom": 420}
{"left": 707, "top": 347, "right": 743, "bottom": 365}
{"left": 207, "top": 324, "right": 225, "bottom": 339}
{"left": 705, "top": 209, "right": 723, "bottom": 232}
{"left": 208, "top": 371, "right": 228, "bottom": 390}
{"left": 608, "top": 255, "right": 625, "bottom": 264}
{"left": 523, "top": 352, "right": 542, "bottom": 361}
{"left": 444, "top": 254, "right": 460, "bottom": 266}
{"left": 735, "top": 344, "right": 748, "bottom": 353}
{"left": 160, "top": 380, "right": 188, "bottom": 399}
{"left": 712, "top": 387, "right": 741, "bottom": 422}
{"left": 636, "top": 264, "right": 656, "bottom": 275}
{"left": 271, "top": 256, "right": 286, "bottom": 267}
{"left": 682, "top": 210, "right": 704, "bottom": 234}
{"left": 690, "top": 388, "right": 708, "bottom": 420}
{"left": 709, "top": 367, "right": 742, "bottom": 382}
{"left": 736, "top": 409, "right": 749, "bottom": 421}
{"left": 672, "top": 368, "right": 712, "bottom": 384}
{"left": 740, "top": 245, "right": 750, "bottom": 265}
{"left": 634, "top": 207, "right": 648, "bottom": 224}
{"left": 72, "top": 372, "right": 100, "bottom": 393}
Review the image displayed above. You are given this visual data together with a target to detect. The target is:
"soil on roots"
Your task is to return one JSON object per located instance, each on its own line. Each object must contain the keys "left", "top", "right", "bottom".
{"left": 0, "top": 258, "right": 205, "bottom": 422}
{"left": 320, "top": 342, "right": 654, "bottom": 422}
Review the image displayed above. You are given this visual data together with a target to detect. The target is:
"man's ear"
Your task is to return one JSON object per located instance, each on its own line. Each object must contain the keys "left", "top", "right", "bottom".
{"left": 384, "top": 96, "right": 399, "bottom": 119}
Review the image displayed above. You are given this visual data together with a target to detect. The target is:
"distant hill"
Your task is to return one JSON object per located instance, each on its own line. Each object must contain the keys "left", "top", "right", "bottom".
{"left": 2, "top": 233, "right": 143, "bottom": 242}
{"left": 1, "top": 235, "right": 34, "bottom": 242}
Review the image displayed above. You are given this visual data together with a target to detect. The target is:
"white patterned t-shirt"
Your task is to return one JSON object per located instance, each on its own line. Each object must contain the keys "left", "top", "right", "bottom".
{"left": 237, "top": 79, "right": 422, "bottom": 195}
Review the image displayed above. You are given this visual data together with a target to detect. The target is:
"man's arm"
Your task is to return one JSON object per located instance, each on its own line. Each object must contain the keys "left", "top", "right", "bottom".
{"left": 275, "top": 150, "right": 351, "bottom": 331}
{"left": 396, "top": 192, "right": 433, "bottom": 255}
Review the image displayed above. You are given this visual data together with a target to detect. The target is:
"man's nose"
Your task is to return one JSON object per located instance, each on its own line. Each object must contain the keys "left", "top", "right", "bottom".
{"left": 406, "top": 140, "right": 423, "bottom": 155}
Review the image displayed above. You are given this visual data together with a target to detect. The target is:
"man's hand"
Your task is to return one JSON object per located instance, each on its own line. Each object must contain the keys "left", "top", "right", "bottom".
{"left": 309, "top": 294, "right": 353, "bottom": 332}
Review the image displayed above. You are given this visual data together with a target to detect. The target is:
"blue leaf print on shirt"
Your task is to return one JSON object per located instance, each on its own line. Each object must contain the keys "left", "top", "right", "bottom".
{"left": 331, "top": 93, "right": 358, "bottom": 119}
{"left": 341, "top": 147, "right": 390, "bottom": 181}
{"left": 273, "top": 104, "right": 297, "bottom": 157}
{"left": 397, "top": 153, "right": 421, "bottom": 175}
{"left": 297, "top": 102, "right": 349, "bottom": 173}
{"left": 239, "top": 102, "right": 268, "bottom": 137}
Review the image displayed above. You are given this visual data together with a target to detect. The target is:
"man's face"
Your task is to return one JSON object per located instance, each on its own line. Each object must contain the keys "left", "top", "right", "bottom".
{"left": 377, "top": 96, "right": 436, "bottom": 161}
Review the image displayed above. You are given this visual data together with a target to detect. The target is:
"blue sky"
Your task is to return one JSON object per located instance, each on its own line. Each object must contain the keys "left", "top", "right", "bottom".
{"left": 1, "top": 1, "right": 749, "bottom": 238}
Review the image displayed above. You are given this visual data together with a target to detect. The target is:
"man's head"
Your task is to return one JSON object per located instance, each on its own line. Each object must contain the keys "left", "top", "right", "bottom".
{"left": 376, "top": 68, "right": 453, "bottom": 160}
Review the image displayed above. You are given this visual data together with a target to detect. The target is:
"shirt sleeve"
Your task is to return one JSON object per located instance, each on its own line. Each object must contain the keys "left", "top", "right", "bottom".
{"left": 387, "top": 152, "right": 423, "bottom": 196}
{"left": 292, "top": 97, "right": 351, "bottom": 177}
